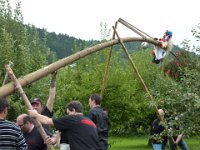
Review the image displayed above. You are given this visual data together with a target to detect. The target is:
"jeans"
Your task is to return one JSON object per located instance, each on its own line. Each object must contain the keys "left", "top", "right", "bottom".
{"left": 152, "top": 144, "right": 166, "bottom": 150}
{"left": 60, "top": 143, "right": 70, "bottom": 150}
{"left": 169, "top": 139, "right": 189, "bottom": 150}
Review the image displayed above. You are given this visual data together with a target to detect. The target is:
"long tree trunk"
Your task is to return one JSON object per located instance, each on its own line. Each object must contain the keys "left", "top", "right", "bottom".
{"left": 0, "top": 37, "right": 159, "bottom": 98}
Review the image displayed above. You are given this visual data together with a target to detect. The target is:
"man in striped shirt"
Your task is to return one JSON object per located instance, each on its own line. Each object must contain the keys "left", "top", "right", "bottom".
{"left": 0, "top": 97, "right": 28, "bottom": 149}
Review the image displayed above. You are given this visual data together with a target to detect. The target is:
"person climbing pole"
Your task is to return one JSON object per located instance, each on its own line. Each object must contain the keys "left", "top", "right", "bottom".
{"left": 152, "top": 30, "right": 173, "bottom": 64}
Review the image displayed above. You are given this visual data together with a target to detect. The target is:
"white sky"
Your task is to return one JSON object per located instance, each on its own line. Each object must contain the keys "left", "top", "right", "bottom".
{"left": 10, "top": 0, "right": 200, "bottom": 46}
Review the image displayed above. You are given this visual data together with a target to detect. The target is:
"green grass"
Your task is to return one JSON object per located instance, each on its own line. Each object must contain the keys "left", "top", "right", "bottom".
{"left": 108, "top": 135, "right": 200, "bottom": 150}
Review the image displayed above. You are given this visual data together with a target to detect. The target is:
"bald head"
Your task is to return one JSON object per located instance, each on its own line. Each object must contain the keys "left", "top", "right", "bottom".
{"left": 158, "top": 109, "right": 165, "bottom": 120}
{"left": 16, "top": 114, "right": 28, "bottom": 123}
{"left": 16, "top": 114, "right": 34, "bottom": 133}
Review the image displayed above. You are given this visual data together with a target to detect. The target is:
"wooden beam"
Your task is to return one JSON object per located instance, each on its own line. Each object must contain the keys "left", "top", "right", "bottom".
{"left": 5, "top": 65, "right": 54, "bottom": 150}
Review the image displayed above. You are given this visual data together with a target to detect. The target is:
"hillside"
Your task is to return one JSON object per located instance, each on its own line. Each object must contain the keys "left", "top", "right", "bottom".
{"left": 31, "top": 27, "right": 181, "bottom": 59}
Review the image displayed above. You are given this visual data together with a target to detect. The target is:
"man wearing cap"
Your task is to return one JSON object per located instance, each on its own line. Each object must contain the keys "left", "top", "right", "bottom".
{"left": 31, "top": 72, "right": 60, "bottom": 147}
{"left": 31, "top": 98, "right": 53, "bottom": 120}
{"left": 31, "top": 72, "right": 57, "bottom": 129}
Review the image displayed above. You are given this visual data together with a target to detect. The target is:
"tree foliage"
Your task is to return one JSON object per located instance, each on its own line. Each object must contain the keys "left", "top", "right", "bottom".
{"left": 151, "top": 25, "right": 200, "bottom": 137}
{"left": 0, "top": 0, "right": 52, "bottom": 120}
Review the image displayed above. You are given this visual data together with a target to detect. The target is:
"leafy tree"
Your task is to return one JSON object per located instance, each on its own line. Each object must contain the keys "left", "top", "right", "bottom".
{"left": 150, "top": 24, "right": 200, "bottom": 138}
{"left": 0, "top": 0, "right": 51, "bottom": 120}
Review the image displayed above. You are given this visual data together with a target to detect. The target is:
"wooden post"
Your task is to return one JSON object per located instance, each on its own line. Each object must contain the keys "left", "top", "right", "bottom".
{"left": 2, "top": 61, "right": 13, "bottom": 86}
{"left": 118, "top": 18, "right": 155, "bottom": 40}
{"left": 5, "top": 65, "right": 54, "bottom": 150}
{"left": 112, "top": 26, "right": 160, "bottom": 117}
{"left": 100, "top": 21, "right": 118, "bottom": 99}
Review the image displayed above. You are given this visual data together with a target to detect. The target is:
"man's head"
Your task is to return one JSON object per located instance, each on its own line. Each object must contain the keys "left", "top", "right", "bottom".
{"left": 89, "top": 94, "right": 102, "bottom": 108}
{"left": 16, "top": 114, "right": 34, "bottom": 133}
{"left": 31, "top": 98, "right": 43, "bottom": 114}
{"left": 158, "top": 109, "right": 165, "bottom": 120}
{"left": 65, "top": 100, "right": 83, "bottom": 115}
{"left": 0, "top": 97, "right": 9, "bottom": 118}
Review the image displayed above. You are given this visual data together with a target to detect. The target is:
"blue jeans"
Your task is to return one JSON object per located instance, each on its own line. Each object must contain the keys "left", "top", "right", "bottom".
{"left": 152, "top": 144, "right": 166, "bottom": 150}
{"left": 169, "top": 139, "right": 189, "bottom": 150}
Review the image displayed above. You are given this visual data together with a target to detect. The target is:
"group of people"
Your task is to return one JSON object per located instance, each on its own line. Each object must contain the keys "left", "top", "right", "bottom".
{"left": 0, "top": 94, "right": 109, "bottom": 150}
{"left": 151, "top": 109, "right": 189, "bottom": 150}
{"left": 0, "top": 72, "right": 109, "bottom": 150}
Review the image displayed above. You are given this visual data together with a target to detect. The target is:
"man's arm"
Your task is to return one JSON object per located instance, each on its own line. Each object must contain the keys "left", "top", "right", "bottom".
{"left": 17, "top": 130, "right": 28, "bottom": 150}
{"left": 175, "top": 134, "right": 183, "bottom": 144}
{"left": 28, "top": 109, "right": 54, "bottom": 125}
{"left": 46, "top": 72, "right": 57, "bottom": 112}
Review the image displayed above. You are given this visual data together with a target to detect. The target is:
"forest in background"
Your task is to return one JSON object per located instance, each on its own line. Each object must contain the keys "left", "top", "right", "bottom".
{"left": 0, "top": 0, "right": 200, "bottom": 137}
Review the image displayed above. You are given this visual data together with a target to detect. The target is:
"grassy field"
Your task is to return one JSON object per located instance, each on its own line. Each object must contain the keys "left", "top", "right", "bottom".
{"left": 108, "top": 135, "right": 200, "bottom": 150}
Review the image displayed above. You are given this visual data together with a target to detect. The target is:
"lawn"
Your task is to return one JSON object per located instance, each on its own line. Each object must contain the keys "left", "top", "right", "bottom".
{"left": 108, "top": 135, "right": 200, "bottom": 150}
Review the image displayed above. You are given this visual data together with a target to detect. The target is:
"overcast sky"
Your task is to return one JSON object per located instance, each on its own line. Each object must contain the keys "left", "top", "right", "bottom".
{"left": 10, "top": 0, "right": 200, "bottom": 46}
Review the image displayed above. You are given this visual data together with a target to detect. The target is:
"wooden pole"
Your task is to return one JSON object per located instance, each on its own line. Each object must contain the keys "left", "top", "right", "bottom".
{"left": 5, "top": 65, "right": 54, "bottom": 150}
{"left": 112, "top": 26, "right": 160, "bottom": 119}
{"left": 100, "top": 21, "right": 118, "bottom": 98}
{"left": 2, "top": 61, "right": 13, "bottom": 86}
{"left": 0, "top": 37, "right": 158, "bottom": 98}
{"left": 118, "top": 18, "right": 155, "bottom": 40}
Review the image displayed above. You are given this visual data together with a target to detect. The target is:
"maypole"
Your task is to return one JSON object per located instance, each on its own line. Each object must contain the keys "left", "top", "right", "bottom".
{"left": 0, "top": 37, "right": 158, "bottom": 98}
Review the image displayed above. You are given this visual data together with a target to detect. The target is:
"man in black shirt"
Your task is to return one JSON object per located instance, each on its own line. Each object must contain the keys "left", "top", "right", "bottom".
{"left": 88, "top": 94, "right": 109, "bottom": 150}
{"left": 31, "top": 98, "right": 53, "bottom": 129}
{"left": 29, "top": 100, "right": 101, "bottom": 150}
{"left": 31, "top": 72, "right": 57, "bottom": 119}
{"left": 31, "top": 72, "right": 60, "bottom": 143}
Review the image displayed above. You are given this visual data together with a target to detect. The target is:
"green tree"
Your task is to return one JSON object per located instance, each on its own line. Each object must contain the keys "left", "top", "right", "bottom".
{"left": 0, "top": 0, "right": 51, "bottom": 120}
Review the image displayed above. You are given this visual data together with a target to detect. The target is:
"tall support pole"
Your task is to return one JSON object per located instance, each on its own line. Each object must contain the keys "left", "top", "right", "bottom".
{"left": 5, "top": 65, "right": 54, "bottom": 150}
{"left": 112, "top": 26, "right": 160, "bottom": 119}
{"left": 100, "top": 21, "right": 118, "bottom": 99}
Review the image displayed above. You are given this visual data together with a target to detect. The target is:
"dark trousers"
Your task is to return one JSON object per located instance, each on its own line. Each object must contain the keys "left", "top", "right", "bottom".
{"left": 169, "top": 139, "right": 189, "bottom": 150}
{"left": 99, "top": 140, "right": 108, "bottom": 150}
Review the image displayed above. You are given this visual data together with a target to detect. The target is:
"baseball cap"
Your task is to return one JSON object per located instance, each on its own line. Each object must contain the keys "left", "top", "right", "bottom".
{"left": 165, "top": 30, "right": 172, "bottom": 37}
{"left": 31, "top": 98, "right": 42, "bottom": 105}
